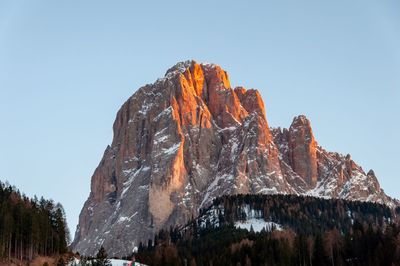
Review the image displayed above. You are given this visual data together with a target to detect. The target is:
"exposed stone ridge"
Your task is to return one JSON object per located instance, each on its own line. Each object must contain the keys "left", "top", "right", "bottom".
{"left": 288, "top": 115, "right": 318, "bottom": 187}
{"left": 72, "top": 60, "right": 398, "bottom": 257}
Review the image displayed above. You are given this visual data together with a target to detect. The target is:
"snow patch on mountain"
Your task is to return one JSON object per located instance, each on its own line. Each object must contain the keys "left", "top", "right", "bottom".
{"left": 235, "top": 219, "right": 283, "bottom": 232}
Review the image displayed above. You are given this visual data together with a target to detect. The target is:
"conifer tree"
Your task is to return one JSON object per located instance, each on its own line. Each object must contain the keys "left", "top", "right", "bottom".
{"left": 94, "top": 245, "right": 111, "bottom": 266}
{"left": 0, "top": 181, "right": 70, "bottom": 260}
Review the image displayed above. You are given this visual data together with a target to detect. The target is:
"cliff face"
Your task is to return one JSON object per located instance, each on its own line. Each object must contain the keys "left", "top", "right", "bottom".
{"left": 72, "top": 61, "right": 396, "bottom": 256}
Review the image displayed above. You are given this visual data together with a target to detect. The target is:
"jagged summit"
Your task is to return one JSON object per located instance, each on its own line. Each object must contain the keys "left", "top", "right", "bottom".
{"left": 72, "top": 61, "right": 397, "bottom": 257}
{"left": 164, "top": 60, "right": 203, "bottom": 75}
{"left": 291, "top": 115, "right": 312, "bottom": 127}
{"left": 164, "top": 60, "right": 227, "bottom": 83}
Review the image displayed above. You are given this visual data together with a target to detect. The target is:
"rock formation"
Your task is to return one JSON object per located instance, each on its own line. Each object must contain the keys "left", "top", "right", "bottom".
{"left": 72, "top": 60, "right": 397, "bottom": 256}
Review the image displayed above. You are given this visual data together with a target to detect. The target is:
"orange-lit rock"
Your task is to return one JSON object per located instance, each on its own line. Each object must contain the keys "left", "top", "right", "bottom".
{"left": 288, "top": 115, "right": 318, "bottom": 187}
{"left": 73, "top": 60, "right": 397, "bottom": 257}
{"left": 201, "top": 64, "right": 248, "bottom": 127}
{"left": 234, "top": 87, "right": 267, "bottom": 120}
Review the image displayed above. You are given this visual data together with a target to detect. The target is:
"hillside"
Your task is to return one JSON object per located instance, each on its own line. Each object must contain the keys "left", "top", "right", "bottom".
{"left": 136, "top": 194, "right": 400, "bottom": 265}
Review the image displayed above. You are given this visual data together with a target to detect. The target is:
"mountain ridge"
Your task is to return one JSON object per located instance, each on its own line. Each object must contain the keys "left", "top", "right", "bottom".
{"left": 72, "top": 60, "right": 398, "bottom": 256}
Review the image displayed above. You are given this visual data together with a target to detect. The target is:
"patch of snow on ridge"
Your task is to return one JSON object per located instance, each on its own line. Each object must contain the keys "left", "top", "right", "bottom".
{"left": 163, "top": 142, "right": 181, "bottom": 155}
{"left": 258, "top": 187, "right": 279, "bottom": 194}
{"left": 116, "top": 212, "right": 138, "bottom": 224}
{"left": 235, "top": 219, "right": 283, "bottom": 233}
{"left": 200, "top": 173, "right": 234, "bottom": 208}
{"left": 138, "top": 102, "right": 154, "bottom": 115}
{"left": 307, "top": 180, "right": 333, "bottom": 198}
{"left": 154, "top": 134, "right": 169, "bottom": 144}
{"left": 68, "top": 258, "right": 147, "bottom": 266}
{"left": 153, "top": 106, "right": 173, "bottom": 121}
{"left": 121, "top": 166, "right": 150, "bottom": 198}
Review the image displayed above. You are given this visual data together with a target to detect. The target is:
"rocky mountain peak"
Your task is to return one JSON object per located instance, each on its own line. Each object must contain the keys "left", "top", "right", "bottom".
{"left": 167, "top": 60, "right": 268, "bottom": 127}
{"left": 234, "top": 87, "right": 267, "bottom": 120}
{"left": 291, "top": 114, "right": 311, "bottom": 126}
{"left": 72, "top": 61, "right": 397, "bottom": 257}
{"left": 368, "top": 169, "right": 376, "bottom": 176}
{"left": 288, "top": 115, "right": 318, "bottom": 187}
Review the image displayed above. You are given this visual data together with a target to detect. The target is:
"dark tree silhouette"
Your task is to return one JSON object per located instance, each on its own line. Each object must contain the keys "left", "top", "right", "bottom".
{"left": 93, "top": 245, "right": 111, "bottom": 266}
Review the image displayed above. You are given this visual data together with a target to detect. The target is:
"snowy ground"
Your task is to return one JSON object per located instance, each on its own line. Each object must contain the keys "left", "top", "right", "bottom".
{"left": 234, "top": 218, "right": 283, "bottom": 232}
{"left": 68, "top": 258, "right": 146, "bottom": 266}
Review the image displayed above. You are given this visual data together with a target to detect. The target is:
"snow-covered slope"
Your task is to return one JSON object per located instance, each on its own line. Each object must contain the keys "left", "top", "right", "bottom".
{"left": 68, "top": 258, "right": 146, "bottom": 266}
{"left": 72, "top": 60, "right": 398, "bottom": 256}
{"left": 193, "top": 202, "right": 283, "bottom": 233}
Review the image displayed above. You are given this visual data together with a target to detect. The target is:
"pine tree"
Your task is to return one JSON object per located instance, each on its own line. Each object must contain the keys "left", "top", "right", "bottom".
{"left": 94, "top": 245, "right": 111, "bottom": 266}
{"left": 0, "top": 181, "right": 70, "bottom": 261}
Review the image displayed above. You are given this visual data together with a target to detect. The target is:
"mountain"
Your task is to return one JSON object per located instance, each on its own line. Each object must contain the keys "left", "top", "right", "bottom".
{"left": 72, "top": 60, "right": 397, "bottom": 256}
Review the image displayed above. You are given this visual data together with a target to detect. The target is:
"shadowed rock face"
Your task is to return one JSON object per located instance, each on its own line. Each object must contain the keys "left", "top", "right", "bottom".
{"left": 72, "top": 60, "right": 397, "bottom": 256}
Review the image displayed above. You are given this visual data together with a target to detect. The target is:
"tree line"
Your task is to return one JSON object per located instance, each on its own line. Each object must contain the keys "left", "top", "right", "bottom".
{"left": 205, "top": 194, "right": 398, "bottom": 235}
{"left": 135, "top": 194, "right": 400, "bottom": 265}
{"left": 0, "top": 181, "right": 70, "bottom": 261}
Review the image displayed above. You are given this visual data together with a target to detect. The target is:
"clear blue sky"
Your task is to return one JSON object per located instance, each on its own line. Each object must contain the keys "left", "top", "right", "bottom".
{"left": 1, "top": 1, "right": 399, "bottom": 236}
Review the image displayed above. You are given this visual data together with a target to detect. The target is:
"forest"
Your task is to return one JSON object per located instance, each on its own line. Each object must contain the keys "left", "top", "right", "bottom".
{"left": 199, "top": 194, "right": 399, "bottom": 234}
{"left": 135, "top": 194, "right": 400, "bottom": 266}
{"left": 0, "top": 181, "right": 70, "bottom": 262}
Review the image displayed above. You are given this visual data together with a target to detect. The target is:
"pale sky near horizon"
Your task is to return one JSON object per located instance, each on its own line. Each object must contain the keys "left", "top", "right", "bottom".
{"left": 0, "top": 1, "right": 399, "bottom": 238}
